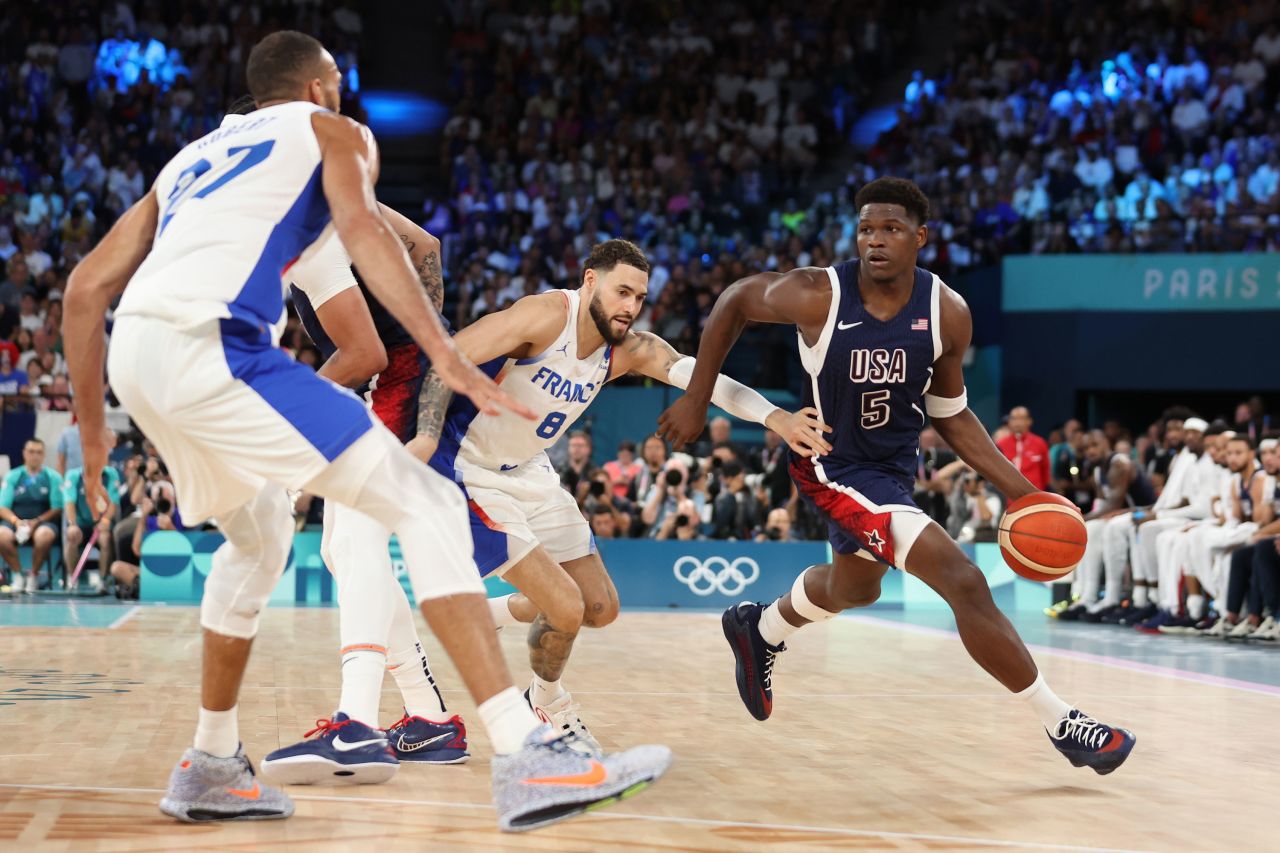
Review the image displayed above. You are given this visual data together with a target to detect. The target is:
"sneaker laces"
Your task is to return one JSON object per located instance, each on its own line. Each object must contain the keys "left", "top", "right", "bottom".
{"left": 384, "top": 714, "right": 414, "bottom": 733}
{"left": 303, "top": 718, "right": 353, "bottom": 739}
{"left": 1051, "top": 712, "right": 1111, "bottom": 750}
{"left": 762, "top": 645, "right": 782, "bottom": 690}
{"left": 552, "top": 699, "right": 592, "bottom": 737}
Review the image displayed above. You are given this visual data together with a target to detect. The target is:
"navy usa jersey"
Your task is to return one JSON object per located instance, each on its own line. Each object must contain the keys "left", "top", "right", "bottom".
{"left": 797, "top": 259, "right": 942, "bottom": 490}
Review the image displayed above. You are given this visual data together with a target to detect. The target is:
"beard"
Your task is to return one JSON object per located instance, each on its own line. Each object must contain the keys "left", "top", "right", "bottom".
{"left": 588, "top": 293, "right": 631, "bottom": 345}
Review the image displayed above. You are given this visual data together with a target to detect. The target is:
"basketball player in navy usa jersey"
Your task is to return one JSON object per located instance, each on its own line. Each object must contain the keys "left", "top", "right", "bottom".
{"left": 659, "top": 177, "right": 1136, "bottom": 773}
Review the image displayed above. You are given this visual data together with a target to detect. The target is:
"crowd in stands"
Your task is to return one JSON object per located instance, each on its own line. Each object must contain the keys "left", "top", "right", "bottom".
{"left": 0, "top": 0, "right": 362, "bottom": 412}
{"left": 906, "top": 397, "right": 1280, "bottom": 644}
{"left": 437, "top": 0, "right": 1280, "bottom": 339}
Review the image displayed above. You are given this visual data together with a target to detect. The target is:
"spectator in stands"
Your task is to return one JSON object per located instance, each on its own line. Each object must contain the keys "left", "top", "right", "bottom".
{"left": 0, "top": 439, "right": 61, "bottom": 593}
{"left": 602, "top": 440, "right": 642, "bottom": 501}
{"left": 55, "top": 419, "right": 82, "bottom": 475}
{"left": 588, "top": 504, "right": 623, "bottom": 540}
{"left": 655, "top": 498, "right": 704, "bottom": 542}
{"left": 580, "top": 469, "right": 634, "bottom": 535}
{"left": 561, "top": 430, "right": 599, "bottom": 502}
{"left": 914, "top": 425, "right": 957, "bottom": 526}
{"left": 62, "top": 459, "right": 119, "bottom": 594}
{"left": 641, "top": 457, "right": 696, "bottom": 537}
{"left": 996, "top": 406, "right": 1051, "bottom": 491}
{"left": 753, "top": 429, "right": 791, "bottom": 510}
{"left": 711, "top": 460, "right": 764, "bottom": 541}
{"left": 947, "top": 471, "right": 1003, "bottom": 543}
{"left": 634, "top": 433, "right": 668, "bottom": 505}
{"left": 756, "top": 507, "right": 794, "bottom": 543}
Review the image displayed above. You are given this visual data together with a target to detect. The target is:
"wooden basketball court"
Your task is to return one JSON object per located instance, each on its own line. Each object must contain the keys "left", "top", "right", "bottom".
{"left": 0, "top": 604, "right": 1271, "bottom": 850}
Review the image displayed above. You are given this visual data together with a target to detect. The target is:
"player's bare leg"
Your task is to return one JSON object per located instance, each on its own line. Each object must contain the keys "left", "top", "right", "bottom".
{"left": 501, "top": 549, "right": 611, "bottom": 751}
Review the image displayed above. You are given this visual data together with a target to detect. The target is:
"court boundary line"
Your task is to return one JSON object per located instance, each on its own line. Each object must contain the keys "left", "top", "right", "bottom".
{"left": 844, "top": 613, "right": 1280, "bottom": 698}
{"left": 0, "top": 782, "right": 1152, "bottom": 852}
{"left": 109, "top": 606, "right": 141, "bottom": 630}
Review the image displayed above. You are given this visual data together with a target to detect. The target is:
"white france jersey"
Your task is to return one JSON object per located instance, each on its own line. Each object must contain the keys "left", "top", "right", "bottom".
{"left": 449, "top": 289, "right": 613, "bottom": 471}
{"left": 116, "top": 102, "right": 334, "bottom": 336}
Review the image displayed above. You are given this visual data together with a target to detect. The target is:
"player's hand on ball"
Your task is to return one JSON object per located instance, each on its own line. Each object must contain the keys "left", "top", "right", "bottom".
{"left": 432, "top": 343, "right": 536, "bottom": 421}
{"left": 766, "top": 407, "right": 832, "bottom": 458}
{"left": 657, "top": 394, "right": 709, "bottom": 450}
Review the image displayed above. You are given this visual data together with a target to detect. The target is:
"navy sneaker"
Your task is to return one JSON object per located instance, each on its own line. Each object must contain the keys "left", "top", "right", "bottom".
{"left": 1136, "top": 608, "right": 1175, "bottom": 634}
{"left": 1100, "top": 603, "right": 1133, "bottom": 625}
{"left": 384, "top": 712, "right": 470, "bottom": 764}
{"left": 722, "top": 602, "right": 785, "bottom": 721}
{"left": 1081, "top": 604, "right": 1119, "bottom": 624}
{"left": 1048, "top": 709, "right": 1135, "bottom": 775}
{"left": 1157, "top": 613, "right": 1199, "bottom": 634}
{"left": 260, "top": 713, "right": 398, "bottom": 786}
{"left": 1119, "top": 603, "right": 1157, "bottom": 626}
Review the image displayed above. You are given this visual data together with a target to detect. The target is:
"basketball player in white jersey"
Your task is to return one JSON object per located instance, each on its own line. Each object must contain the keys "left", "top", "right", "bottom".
{"left": 405, "top": 238, "right": 832, "bottom": 751}
{"left": 63, "top": 31, "right": 671, "bottom": 831}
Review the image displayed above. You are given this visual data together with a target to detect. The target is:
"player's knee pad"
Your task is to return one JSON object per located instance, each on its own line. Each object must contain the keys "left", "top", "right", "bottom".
{"left": 200, "top": 487, "right": 294, "bottom": 639}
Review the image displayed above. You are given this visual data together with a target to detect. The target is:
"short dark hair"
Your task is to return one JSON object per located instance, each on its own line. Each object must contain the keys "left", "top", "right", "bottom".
{"left": 246, "top": 31, "right": 326, "bottom": 103}
{"left": 584, "top": 239, "right": 650, "bottom": 277}
{"left": 24, "top": 438, "right": 44, "bottom": 448}
{"left": 617, "top": 440, "right": 636, "bottom": 453}
{"left": 854, "top": 177, "right": 931, "bottom": 225}
{"left": 723, "top": 460, "right": 744, "bottom": 478}
{"left": 1228, "top": 434, "right": 1255, "bottom": 449}
{"left": 227, "top": 94, "right": 257, "bottom": 116}
{"left": 590, "top": 504, "right": 614, "bottom": 517}
{"left": 568, "top": 430, "right": 591, "bottom": 444}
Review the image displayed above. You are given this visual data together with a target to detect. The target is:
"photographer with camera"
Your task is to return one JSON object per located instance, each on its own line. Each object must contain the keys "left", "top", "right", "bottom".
{"left": 109, "top": 480, "right": 184, "bottom": 600}
{"left": 655, "top": 497, "right": 704, "bottom": 541}
{"left": 641, "top": 457, "right": 706, "bottom": 537}
{"left": 711, "top": 460, "right": 765, "bottom": 540}
{"left": 946, "top": 468, "right": 1005, "bottom": 543}
{"left": 581, "top": 469, "right": 635, "bottom": 538}
{"left": 755, "top": 507, "right": 795, "bottom": 543}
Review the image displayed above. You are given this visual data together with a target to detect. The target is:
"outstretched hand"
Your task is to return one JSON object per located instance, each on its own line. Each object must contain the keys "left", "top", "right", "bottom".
{"left": 430, "top": 341, "right": 536, "bottom": 421}
{"left": 657, "top": 394, "right": 709, "bottom": 451}
{"left": 765, "top": 407, "right": 833, "bottom": 458}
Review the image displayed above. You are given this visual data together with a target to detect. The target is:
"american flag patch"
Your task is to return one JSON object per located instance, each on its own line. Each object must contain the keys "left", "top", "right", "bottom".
{"left": 911, "top": 318, "right": 929, "bottom": 331}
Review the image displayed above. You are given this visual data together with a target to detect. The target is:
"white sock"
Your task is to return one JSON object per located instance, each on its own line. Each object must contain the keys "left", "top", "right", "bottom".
{"left": 194, "top": 705, "right": 239, "bottom": 758}
{"left": 1017, "top": 672, "right": 1073, "bottom": 730}
{"left": 1132, "top": 585, "right": 1149, "bottom": 607}
{"left": 478, "top": 686, "right": 542, "bottom": 755}
{"left": 757, "top": 601, "right": 800, "bottom": 646}
{"left": 338, "top": 649, "right": 385, "bottom": 726}
{"left": 488, "top": 594, "right": 522, "bottom": 628}
{"left": 387, "top": 641, "right": 452, "bottom": 723}
{"left": 531, "top": 675, "right": 564, "bottom": 707}
{"left": 1186, "top": 594, "right": 1206, "bottom": 619}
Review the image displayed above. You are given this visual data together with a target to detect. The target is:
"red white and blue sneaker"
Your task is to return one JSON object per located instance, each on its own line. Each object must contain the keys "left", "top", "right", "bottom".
{"left": 384, "top": 711, "right": 470, "bottom": 764}
{"left": 722, "top": 602, "right": 785, "bottom": 721}
{"left": 1048, "top": 709, "right": 1135, "bottom": 775}
{"left": 260, "top": 713, "right": 398, "bottom": 786}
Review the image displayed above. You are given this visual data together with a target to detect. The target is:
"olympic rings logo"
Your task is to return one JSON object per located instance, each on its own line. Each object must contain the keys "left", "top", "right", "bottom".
{"left": 672, "top": 556, "right": 760, "bottom": 597}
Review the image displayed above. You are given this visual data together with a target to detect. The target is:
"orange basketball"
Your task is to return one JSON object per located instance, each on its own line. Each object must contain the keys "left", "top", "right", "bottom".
{"left": 997, "top": 493, "right": 1087, "bottom": 582}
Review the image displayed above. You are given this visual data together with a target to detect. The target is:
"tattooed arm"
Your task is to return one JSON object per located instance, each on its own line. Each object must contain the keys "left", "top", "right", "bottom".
{"left": 404, "top": 292, "right": 567, "bottom": 463}
{"left": 378, "top": 203, "right": 444, "bottom": 312}
{"left": 616, "top": 331, "right": 831, "bottom": 457}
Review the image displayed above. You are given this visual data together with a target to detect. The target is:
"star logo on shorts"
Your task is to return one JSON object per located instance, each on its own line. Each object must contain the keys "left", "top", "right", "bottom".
{"left": 864, "top": 529, "right": 886, "bottom": 552}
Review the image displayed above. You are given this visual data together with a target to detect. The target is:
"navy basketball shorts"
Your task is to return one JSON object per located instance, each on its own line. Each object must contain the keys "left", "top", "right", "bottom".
{"left": 790, "top": 458, "right": 931, "bottom": 568}
{"left": 370, "top": 343, "right": 429, "bottom": 444}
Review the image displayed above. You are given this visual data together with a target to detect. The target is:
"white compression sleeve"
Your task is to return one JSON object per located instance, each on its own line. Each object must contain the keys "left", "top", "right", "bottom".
{"left": 668, "top": 356, "right": 779, "bottom": 426}
{"left": 924, "top": 389, "right": 968, "bottom": 418}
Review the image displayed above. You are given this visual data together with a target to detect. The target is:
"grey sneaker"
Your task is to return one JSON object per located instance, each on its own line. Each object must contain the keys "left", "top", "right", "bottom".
{"left": 492, "top": 726, "right": 671, "bottom": 832}
{"left": 159, "top": 746, "right": 294, "bottom": 822}
{"left": 525, "top": 684, "right": 602, "bottom": 755}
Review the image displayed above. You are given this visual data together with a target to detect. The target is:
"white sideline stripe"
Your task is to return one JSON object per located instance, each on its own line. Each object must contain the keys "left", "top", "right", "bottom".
{"left": 108, "top": 606, "right": 141, "bottom": 630}
{"left": 0, "top": 782, "right": 1152, "bottom": 852}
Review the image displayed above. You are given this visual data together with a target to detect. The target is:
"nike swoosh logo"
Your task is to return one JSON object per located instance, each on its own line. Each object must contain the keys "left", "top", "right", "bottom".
{"left": 523, "top": 759, "right": 608, "bottom": 786}
{"left": 837, "top": 321, "right": 863, "bottom": 330}
{"left": 333, "top": 736, "right": 386, "bottom": 752}
{"left": 500, "top": 464, "right": 519, "bottom": 471}
{"left": 226, "top": 782, "right": 261, "bottom": 800}
{"left": 397, "top": 732, "right": 453, "bottom": 752}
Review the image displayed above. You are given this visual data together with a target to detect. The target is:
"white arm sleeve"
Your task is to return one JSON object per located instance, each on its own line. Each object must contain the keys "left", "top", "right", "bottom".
{"left": 668, "top": 356, "right": 780, "bottom": 426}
{"left": 924, "top": 389, "right": 968, "bottom": 418}
{"left": 290, "top": 232, "right": 358, "bottom": 309}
